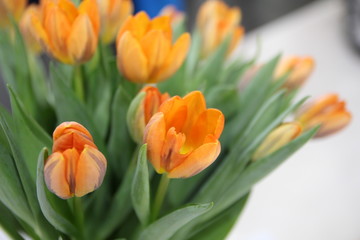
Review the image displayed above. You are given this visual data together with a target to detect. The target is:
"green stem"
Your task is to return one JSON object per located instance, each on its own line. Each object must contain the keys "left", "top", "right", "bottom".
{"left": 73, "top": 65, "right": 85, "bottom": 102}
{"left": 151, "top": 174, "right": 170, "bottom": 222}
{"left": 73, "top": 197, "right": 85, "bottom": 240}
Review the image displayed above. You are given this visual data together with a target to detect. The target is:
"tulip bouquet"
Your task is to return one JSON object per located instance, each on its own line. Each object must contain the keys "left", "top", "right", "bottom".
{"left": 0, "top": 0, "right": 352, "bottom": 239}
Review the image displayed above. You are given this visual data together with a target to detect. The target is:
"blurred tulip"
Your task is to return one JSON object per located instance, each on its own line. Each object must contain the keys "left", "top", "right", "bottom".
{"left": 116, "top": 11, "right": 191, "bottom": 83}
{"left": 127, "top": 86, "right": 170, "bottom": 144}
{"left": 0, "top": 0, "right": 27, "bottom": 27}
{"left": 144, "top": 91, "right": 224, "bottom": 178}
{"left": 274, "top": 56, "right": 315, "bottom": 90}
{"left": 252, "top": 122, "right": 302, "bottom": 161}
{"left": 97, "top": 0, "right": 133, "bottom": 44}
{"left": 31, "top": 0, "right": 100, "bottom": 64}
{"left": 296, "top": 94, "right": 352, "bottom": 138}
{"left": 159, "top": 5, "right": 184, "bottom": 25}
{"left": 44, "top": 122, "right": 107, "bottom": 199}
{"left": 20, "top": 4, "right": 42, "bottom": 53}
{"left": 197, "top": 0, "right": 244, "bottom": 58}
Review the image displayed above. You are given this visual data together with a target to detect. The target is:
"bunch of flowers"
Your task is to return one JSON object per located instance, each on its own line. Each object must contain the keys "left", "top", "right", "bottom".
{"left": 0, "top": 0, "right": 351, "bottom": 239}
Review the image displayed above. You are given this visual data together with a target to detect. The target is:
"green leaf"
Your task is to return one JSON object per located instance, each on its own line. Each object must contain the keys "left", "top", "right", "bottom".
{"left": 138, "top": 203, "right": 213, "bottom": 240}
{"left": 131, "top": 144, "right": 150, "bottom": 225}
{"left": 36, "top": 148, "right": 79, "bottom": 237}
{"left": 0, "top": 202, "right": 24, "bottom": 240}
{"left": 185, "top": 30, "right": 201, "bottom": 78}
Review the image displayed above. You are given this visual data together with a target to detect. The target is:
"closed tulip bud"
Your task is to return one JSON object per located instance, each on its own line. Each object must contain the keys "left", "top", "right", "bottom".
{"left": 97, "top": 0, "right": 133, "bottom": 44}
{"left": 197, "top": 0, "right": 244, "bottom": 58}
{"left": 144, "top": 91, "right": 224, "bottom": 178}
{"left": 159, "top": 5, "right": 184, "bottom": 25}
{"left": 296, "top": 94, "right": 352, "bottom": 138}
{"left": 252, "top": 122, "right": 302, "bottom": 161}
{"left": 127, "top": 86, "right": 170, "bottom": 144}
{"left": 44, "top": 122, "right": 107, "bottom": 199}
{"left": 31, "top": 0, "right": 100, "bottom": 64}
{"left": 0, "top": 0, "right": 27, "bottom": 27}
{"left": 116, "top": 11, "right": 191, "bottom": 83}
{"left": 274, "top": 56, "right": 315, "bottom": 90}
{"left": 20, "top": 5, "right": 42, "bottom": 54}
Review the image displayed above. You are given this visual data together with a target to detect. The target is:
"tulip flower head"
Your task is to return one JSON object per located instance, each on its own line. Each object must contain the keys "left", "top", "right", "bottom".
{"left": 0, "top": 0, "right": 27, "bottom": 27}
{"left": 144, "top": 91, "right": 224, "bottom": 178}
{"left": 296, "top": 94, "right": 351, "bottom": 138}
{"left": 44, "top": 122, "right": 107, "bottom": 199}
{"left": 128, "top": 86, "right": 170, "bottom": 144}
{"left": 197, "top": 0, "right": 244, "bottom": 58}
{"left": 252, "top": 122, "right": 302, "bottom": 161}
{"left": 97, "top": 0, "right": 133, "bottom": 44}
{"left": 20, "top": 4, "right": 42, "bottom": 53}
{"left": 274, "top": 56, "right": 315, "bottom": 90}
{"left": 116, "top": 11, "right": 191, "bottom": 83}
{"left": 31, "top": 0, "right": 100, "bottom": 64}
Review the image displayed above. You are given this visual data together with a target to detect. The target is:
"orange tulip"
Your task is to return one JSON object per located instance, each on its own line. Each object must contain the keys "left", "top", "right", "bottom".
{"left": 197, "top": 0, "right": 244, "bottom": 58}
{"left": 252, "top": 122, "right": 302, "bottom": 161}
{"left": 0, "top": 0, "right": 27, "bottom": 27}
{"left": 44, "top": 122, "right": 107, "bottom": 199}
{"left": 144, "top": 91, "right": 224, "bottom": 178}
{"left": 20, "top": 4, "right": 42, "bottom": 53}
{"left": 116, "top": 11, "right": 191, "bottom": 83}
{"left": 159, "top": 5, "right": 184, "bottom": 25}
{"left": 274, "top": 56, "right": 315, "bottom": 90}
{"left": 97, "top": 0, "right": 133, "bottom": 44}
{"left": 296, "top": 94, "right": 351, "bottom": 138}
{"left": 31, "top": 0, "right": 100, "bottom": 64}
{"left": 128, "top": 86, "right": 170, "bottom": 144}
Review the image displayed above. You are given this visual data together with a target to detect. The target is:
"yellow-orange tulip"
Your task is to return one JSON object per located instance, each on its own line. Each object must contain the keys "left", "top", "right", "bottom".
{"left": 144, "top": 91, "right": 224, "bottom": 178}
{"left": 97, "top": 0, "right": 133, "bottom": 44}
{"left": 252, "top": 122, "right": 302, "bottom": 161}
{"left": 31, "top": 0, "right": 100, "bottom": 64}
{"left": 274, "top": 56, "right": 315, "bottom": 90}
{"left": 296, "top": 94, "right": 351, "bottom": 138}
{"left": 0, "top": 0, "right": 27, "bottom": 27}
{"left": 197, "top": 0, "right": 244, "bottom": 58}
{"left": 20, "top": 4, "right": 42, "bottom": 53}
{"left": 128, "top": 86, "right": 170, "bottom": 144}
{"left": 44, "top": 122, "right": 107, "bottom": 199}
{"left": 159, "top": 5, "right": 184, "bottom": 25}
{"left": 116, "top": 11, "right": 191, "bottom": 83}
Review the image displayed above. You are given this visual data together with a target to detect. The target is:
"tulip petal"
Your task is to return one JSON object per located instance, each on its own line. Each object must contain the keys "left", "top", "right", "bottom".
{"left": 78, "top": 0, "right": 100, "bottom": 35}
{"left": 182, "top": 91, "right": 206, "bottom": 134}
{"left": 53, "top": 121, "right": 93, "bottom": 141}
{"left": 44, "top": 152, "right": 72, "bottom": 199}
{"left": 117, "top": 31, "right": 149, "bottom": 83}
{"left": 315, "top": 111, "right": 351, "bottom": 137}
{"left": 140, "top": 30, "right": 171, "bottom": 79}
{"left": 58, "top": 0, "right": 78, "bottom": 23}
{"left": 149, "top": 16, "right": 172, "bottom": 40}
{"left": 161, "top": 127, "right": 187, "bottom": 172}
{"left": 151, "top": 33, "right": 190, "bottom": 82}
{"left": 67, "top": 14, "right": 97, "bottom": 63}
{"left": 144, "top": 112, "right": 166, "bottom": 173}
{"left": 75, "top": 146, "right": 107, "bottom": 197}
{"left": 159, "top": 96, "right": 187, "bottom": 132}
{"left": 297, "top": 94, "right": 339, "bottom": 122}
{"left": 117, "top": 11, "right": 150, "bottom": 43}
{"left": 168, "top": 140, "right": 221, "bottom": 178}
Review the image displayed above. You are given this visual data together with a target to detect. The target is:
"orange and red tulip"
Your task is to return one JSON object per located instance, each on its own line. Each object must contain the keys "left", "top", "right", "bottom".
{"left": 197, "top": 0, "right": 244, "bottom": 58}
{"left": 0, "top": 0, "right": 27, "bottom": 27}
{"left": 144, "top": 91, "right": 224, "bottom": 178}
{"left": 296, "top": 94, "right": 351, "bottom": 138}
{"left": 31, "top": 0, "right": 100, "bottom": 64}
{"left": 274, "top": 56, "right": 315, "bottom": 90}
{"left": 252, "top": 122, "right": 302, "bottom": 161}
{"left": 97, "top": 0, "right": 133, "bottom": 44}
{"left": 44, "top": 122, "right": 107, "bottom": 199}
{"left": 20, "top": 4, "right": 42, "bottom": 53}
{"left": 116, "top": 11, "right": 191, "bottom": 83}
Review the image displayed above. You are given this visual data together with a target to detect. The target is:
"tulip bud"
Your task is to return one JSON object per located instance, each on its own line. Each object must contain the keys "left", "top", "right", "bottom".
{"left": 197, "top": 0, "right": 244, "bottom": 58}
{"left": 97, "top": 0, "right": 133, "bottom": 44}
{"left": 116, "top": 11, "right": 191, "bottom": 83}
{"left": 31, "top": 0, "right": 100, "bottom": 64}
{"left": 296, "top": 94, "right": 351, "bottom": 138}
{"left": 44, "top": 122, "right": 107, "bottom": 199}
{"left": 20, "top": 4, "right": 42, "bottom": 54}
{"left": 0, "top": 0, "right": 27, "bottom": 27}
{"left": 274, "top": 56, "right": 315, "bottom": 90}
{"left": 252, "top": 122, "right": 302, "bottom": 161}
{"left": 144, "top": 91, "right": 224, "bottom": 178}
{"left": 127, "top": 86, "right": 169, "bottom": 144}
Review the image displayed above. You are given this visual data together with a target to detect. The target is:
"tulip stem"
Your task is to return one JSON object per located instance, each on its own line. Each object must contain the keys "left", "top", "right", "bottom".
{"left": 74, "top": 65, "right": 85, "bottom": 102}
{"left": 151, "top": 174, "right": 170, "bottom": 222}
{"left": 73, "top": 197, "right": 85, "bottom": 239}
